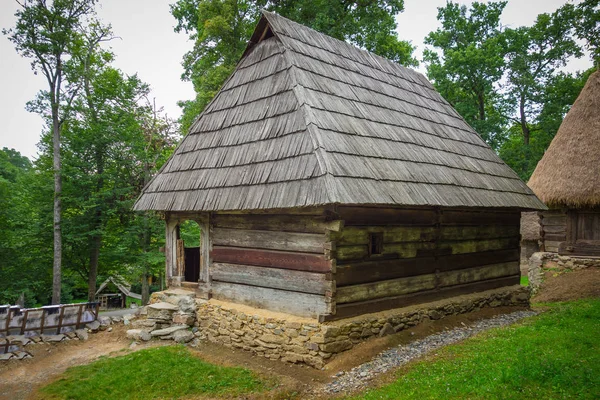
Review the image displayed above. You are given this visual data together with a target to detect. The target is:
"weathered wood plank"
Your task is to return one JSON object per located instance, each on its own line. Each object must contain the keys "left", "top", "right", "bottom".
{"left": 440, "top": 211, "right": 520, "bottom": 226}
{"left": 336, "top": 245, "right": 368, "bottom": 261}
{"left": 337, "top": 207, "right": 438, "bottom": 226}
{"left": 327, "top": 276, "right": 521, "bottom": 320}
{"left": 439, "top": 225, "right": 520, "bottom": 240}
{"left": 541, "top": 216, "right": 567, "bottom": 226}
{"left": 336, "top": 274, "right": 437, "bottom": 304}
{"left": 211, "top": 263, "right": 333, "bottom": 295}
{"left": 332, "top": 226, "right": 436, "bottom": 246}
{"left": 212, "top": 214, "right": 343, "bottom": 233}
{"left": 336, "top": 249, "right": 519, "bottom": 286}
{"left": 210, "top": 246, "right": 332, "bottom": 272}
{"left": 544, "top": 241, "right": 562, "bottom": 251}
{"left": 212, "top": 228, "right": 326, "bottom": 253}
{"left": 544, "top": 234, "right": 567, "bottom": 242}
{"left": 559, "top": 240, "right": 600, "bottom": 257}
{"left": 437, "top": 261, "right": 519, "bottom": 287}
{"left": 211, "top": 282, "right": 328, "bottom": 318}
{"left": 438, "top": 237, "right": 519, "bottom": 254}
{"left": 543, "top": 225, "right": 566, "bottom": 234}
{"left": 336, "top": 242, "right": 437, "bottom": 261}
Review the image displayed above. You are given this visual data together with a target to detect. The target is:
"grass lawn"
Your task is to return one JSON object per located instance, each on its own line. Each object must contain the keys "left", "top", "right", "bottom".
{"left": 520, "top": 275, "right": 529, "bottom": 286}
{"left": 355, "top": 298, "right": 600, "bottom": 399}
{"left": 39, "top": 346, "right": 268, "bottom": 400}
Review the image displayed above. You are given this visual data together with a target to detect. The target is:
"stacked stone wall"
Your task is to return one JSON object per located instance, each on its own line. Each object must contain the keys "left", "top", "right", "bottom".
{"left": 528, "top": 252, "right": 600, "bottom": 293}
{"left": 197, "top": 285, "right": 529, "bottom": 369}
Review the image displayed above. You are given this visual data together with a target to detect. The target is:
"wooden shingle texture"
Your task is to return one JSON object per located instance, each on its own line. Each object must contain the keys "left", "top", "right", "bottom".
{"left": 134, "top": 11, "right": 545, "bottom": 212}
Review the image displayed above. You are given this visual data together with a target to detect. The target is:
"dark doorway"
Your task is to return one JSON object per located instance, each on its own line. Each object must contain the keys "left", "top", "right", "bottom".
{"left": 184, "top": 247, "right": 200, "bottom": 282}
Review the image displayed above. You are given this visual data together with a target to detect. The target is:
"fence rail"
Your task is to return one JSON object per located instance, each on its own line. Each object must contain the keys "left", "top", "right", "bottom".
{"left": 0, "top": 302, "right": 99, "bottom": 354}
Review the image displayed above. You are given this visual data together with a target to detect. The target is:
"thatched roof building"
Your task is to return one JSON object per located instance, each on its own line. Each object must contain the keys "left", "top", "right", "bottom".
{"left": 134, "top": 12, "right": 543, "bottom": 324}
{"left": 135, "top": 11, "right": 541, "bottom": 212}
{"left": 528, "top": 70, "right": 600, "bottom": 208}
{"left": 528, "top": 70, "right": 600, "bottom": 256}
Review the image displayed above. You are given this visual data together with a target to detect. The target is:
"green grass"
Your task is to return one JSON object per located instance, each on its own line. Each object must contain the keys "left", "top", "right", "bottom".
{"left": 355, "top": 298, "right": 600, "bottom": 400}
{"left": 520, "top": 275, "right": 529, "bottom": 286}
{"left": 126, "top": 296, "right": 141, "bottom": 308}
{"left": 39, "top": 346, "right": 268, "bottom": 400}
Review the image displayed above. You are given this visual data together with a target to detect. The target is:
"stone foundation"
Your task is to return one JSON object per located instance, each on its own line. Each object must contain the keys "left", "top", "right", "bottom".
{"left": 528, "top": 252, "right": 600, "bottom": 293}
{"left": 196, "top": 284, "right": 530, "bottom": 369}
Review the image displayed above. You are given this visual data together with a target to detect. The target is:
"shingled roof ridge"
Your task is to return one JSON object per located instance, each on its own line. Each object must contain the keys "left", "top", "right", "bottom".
{"left": 261, "top": 11, "right": 429, "bottom": 90}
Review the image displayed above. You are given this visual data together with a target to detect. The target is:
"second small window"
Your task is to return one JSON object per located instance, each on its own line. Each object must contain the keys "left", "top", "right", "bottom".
{"left": 369, "top": 232, "right": 383, "bottom": 255}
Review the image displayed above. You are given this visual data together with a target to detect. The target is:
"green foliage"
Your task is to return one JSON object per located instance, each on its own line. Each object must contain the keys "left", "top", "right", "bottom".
{"left": 424, "top": 1, "right": 509, "bottom": 149}
{"left": 356, "top": 299, "right": 600, "bottom": 399}
{"left": 39, "top": 345, "right": 267, "bottom": 399}
{"left": 171, "top": 0, "right": 416, "bottom": 132}
{"left": 500, "top": 69, "right": 591, "bottom": 181}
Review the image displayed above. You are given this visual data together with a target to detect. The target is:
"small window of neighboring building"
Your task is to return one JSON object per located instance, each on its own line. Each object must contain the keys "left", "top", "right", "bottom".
{"left": 369, "top": 232, "right": 383, "bottom": 255}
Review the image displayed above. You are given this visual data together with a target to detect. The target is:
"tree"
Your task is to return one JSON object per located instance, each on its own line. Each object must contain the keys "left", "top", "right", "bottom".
{"left": 503, "top": 8, "right": 582, "bottom": 146}
{"left": 570, "top": 0, "right": 600, "bottom": 69}
{"left": 423, "top": 1, "right": 508, "bottom": 149}
{"left": 171, "top": 0, "right": 416, "bottom": 132}
{"left": 4, "top": 0, "right": 100, "bottom": 304}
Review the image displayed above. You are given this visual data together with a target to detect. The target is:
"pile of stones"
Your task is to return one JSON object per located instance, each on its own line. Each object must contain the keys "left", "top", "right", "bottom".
{"left": 126, "top": 289, "right": 202, "bottom": 346}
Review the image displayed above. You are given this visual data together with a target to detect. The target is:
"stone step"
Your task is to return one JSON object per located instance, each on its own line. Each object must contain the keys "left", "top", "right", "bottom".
{"left": 150, "top": 325, "right": 188, "bottom": 337}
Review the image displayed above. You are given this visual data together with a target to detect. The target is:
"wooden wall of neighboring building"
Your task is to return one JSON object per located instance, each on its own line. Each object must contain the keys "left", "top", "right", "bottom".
{"left": 329, "top": 206, "right": 521, "bottom": 319}
{"left": 539, "top": 209, "right": 567, "bottom": 253}
{"left": 208, "top": 207, "right": 338, "bottom": 318}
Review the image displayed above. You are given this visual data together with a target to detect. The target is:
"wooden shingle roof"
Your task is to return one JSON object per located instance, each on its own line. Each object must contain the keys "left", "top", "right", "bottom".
{"left": 134, "top": 11, "right": 545, "bottom": 212}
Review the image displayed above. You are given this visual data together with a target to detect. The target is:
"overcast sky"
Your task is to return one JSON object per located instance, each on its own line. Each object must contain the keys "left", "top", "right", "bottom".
{"left": 0, "top": 0, "right": 591, "bottom": 160}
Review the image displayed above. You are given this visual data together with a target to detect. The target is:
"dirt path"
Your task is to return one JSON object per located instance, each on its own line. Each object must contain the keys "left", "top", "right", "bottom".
{"left": 533, "top": 267, "right": 600, "bottom": 303}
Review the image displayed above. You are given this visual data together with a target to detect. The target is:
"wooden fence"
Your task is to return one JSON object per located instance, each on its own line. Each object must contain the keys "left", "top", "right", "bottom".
{"left": 0, "top": 302, "right": 99, "bottom": 347}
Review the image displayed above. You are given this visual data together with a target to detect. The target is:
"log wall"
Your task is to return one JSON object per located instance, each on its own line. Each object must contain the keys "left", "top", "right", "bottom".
{"left": 329, "top": 206, "right": 521, "bottom": 319}
{"left": 208, "top": 207, "right": 338, "bottom": 318}
{"left": 539, "top": 209, "right": 567, "bottom": 253}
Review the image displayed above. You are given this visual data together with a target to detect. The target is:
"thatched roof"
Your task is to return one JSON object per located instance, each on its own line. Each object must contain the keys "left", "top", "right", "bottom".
{"left": 134, "top": 12, "right": 544, "bottom": 212}
{"left": 528, "top": 70, "right": 600, "bottom": 208}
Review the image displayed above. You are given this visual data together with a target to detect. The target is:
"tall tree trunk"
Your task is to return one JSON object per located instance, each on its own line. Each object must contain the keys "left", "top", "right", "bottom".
{"left": 477, "top": 91, "right": 486, "bottom": 121}
{"left": 88, "top": 233, "right": 101, "bottom": 302}
{"left": 520, "top": 94, "right": 530, "bottom": 146}
{"left": 52, "top": 110, "right": 62, "bottom": 305}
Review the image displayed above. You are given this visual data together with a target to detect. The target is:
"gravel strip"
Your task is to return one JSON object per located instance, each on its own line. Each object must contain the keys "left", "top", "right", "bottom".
{"left": 324, "top": 310, "right": 538, "bottom": 394}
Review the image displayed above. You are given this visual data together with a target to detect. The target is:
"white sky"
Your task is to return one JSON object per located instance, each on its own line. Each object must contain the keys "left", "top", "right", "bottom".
{"left": 0, "top": 0, "right": 591, "bottom": 160}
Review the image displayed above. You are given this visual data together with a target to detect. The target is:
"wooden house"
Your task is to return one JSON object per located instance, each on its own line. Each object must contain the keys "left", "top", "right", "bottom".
{"left": 528, "top": 70, "right": 600, "bottom": 257}
{"left": 134, "top": 12, "right": 545, "bottom": 320}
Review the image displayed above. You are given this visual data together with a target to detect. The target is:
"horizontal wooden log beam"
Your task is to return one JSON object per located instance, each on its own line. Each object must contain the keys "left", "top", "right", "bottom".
{"left": 212, "top": 228, "right": 326, "bottom": 254}
{"left": 540, "top": 216, "right": 566, "bottom": 226}
{"left": 211, "top": 282, "right": 329, "bottom": 318}
{"left": 559, "top": 240, "right": 600, "bottom": 257}
{"left": 337, "top": 207, "right": 438, "bottom": 226}
{"left": 210, "top": 246, "right": 333, "bottom": 272}
{"left": 211, "top": 262, "right": 333, "bottom": 295}
{"left": 544, "top": 234, "right": 567, "bottom": 242}
{"left": 326, "top": 275, "right": 521, "bottom": 320}
{"left": 440, "top": 211, "right": 520, "bottom": 226}
{"left": 542, "top": 225, "right": 566, "bottom": 234}
{"left": 438, "top": 237, "right": 519, "bottom": 254}
{"left": 439, "top": 225, "right": 520, "bottom": 240}
{"left": 212, "top": 214, "right": 343, "bottom": 233}
{"left": 437, "top": 261, "right": 519, "bottom": 288}
{"left": 332, "top": 226, "right": 436, "bottom": 246}
{"left": 336, "top": 274, "right": 437, "bottom": 304}
{"left": 336, "top": 249, "right": 519, "bottom": 286}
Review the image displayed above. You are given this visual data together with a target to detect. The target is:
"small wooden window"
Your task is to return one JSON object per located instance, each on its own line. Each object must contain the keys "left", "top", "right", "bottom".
{"left": 369, "top": 232, "right": 384, "bottom": 256}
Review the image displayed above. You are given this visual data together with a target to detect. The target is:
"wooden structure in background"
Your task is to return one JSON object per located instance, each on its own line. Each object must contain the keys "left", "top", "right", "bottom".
{"left": 529, "top": 70, "right": 600, "bottom": 257}
{"left": 135, "top": 12, "right": 544, "bottom": 320}
{"left": 95, "top": 275, "right": 141, "bottom": 309}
